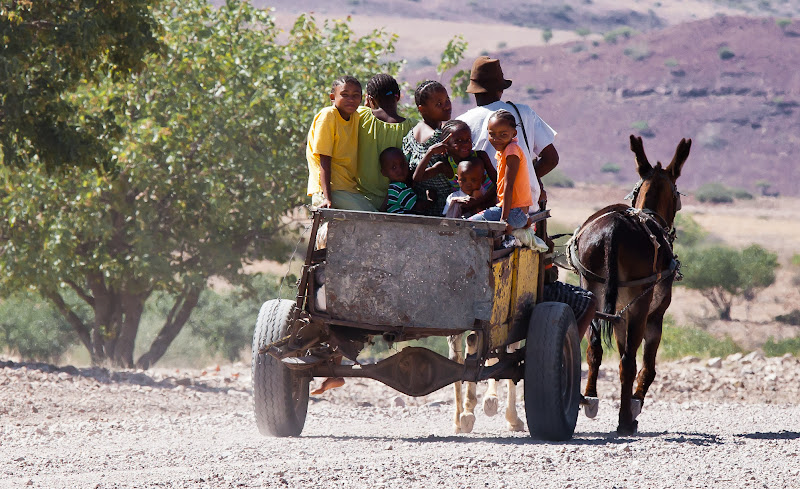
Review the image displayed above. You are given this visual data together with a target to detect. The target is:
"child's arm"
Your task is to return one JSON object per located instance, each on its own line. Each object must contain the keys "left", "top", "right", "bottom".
{"left": 318, "top": 155, "right": 334, "bottom": 208}
{"left": 411, "top": 134, "right": 453, "bottom": 182}
{"left": 477, "top": 150, "right": 498, "bottom": 186}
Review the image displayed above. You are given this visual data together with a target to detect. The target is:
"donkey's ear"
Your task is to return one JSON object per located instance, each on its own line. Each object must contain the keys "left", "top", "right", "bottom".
{"left": 666, "top": 138, "right": 692, "bottom": 179}
{"left": 630, "top": 134, "right": 651, "bottom": 177}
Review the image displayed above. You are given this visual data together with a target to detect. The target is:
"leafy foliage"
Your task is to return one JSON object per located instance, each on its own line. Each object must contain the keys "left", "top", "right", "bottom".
{"left": 437, "top": 36, "right": 470, "bottom": 101}
{"left": 542, "top": 28, "right": 553, "bottom": 44}
{"left": 0, "top": 0, "right": 161, "bottom": 171}
{"left": 0, "top": 0, "right": 398, "bottom": 368}
{"left": 659, "top": 321, "right": 741, "bottom": 360}
{"left": 694, "top": 183, "right": 735, "bottom": 203}
{"left": 0, "top": 290, "right": 86, "bottom": 362}
{"left": 678, "top": 244, "right": 778, "bottom": 320}
{"left": 763, "top": 336, "right": 800, "bottom": 357}
{"left": 673, "top": 213, "right": 707, "bottom": 247}
{"left": 775, "top": 309, "right": 800, "bottom": 326}
{"left": 600, "top": 162, "right": 620, "bottom": 173}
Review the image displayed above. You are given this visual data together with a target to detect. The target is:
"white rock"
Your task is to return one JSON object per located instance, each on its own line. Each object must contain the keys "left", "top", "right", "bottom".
{"left": 726, "top": 352, "right": 743, "bottom": 362}
{"left": 707, "top": 357, "right": 722, "bottom": 368}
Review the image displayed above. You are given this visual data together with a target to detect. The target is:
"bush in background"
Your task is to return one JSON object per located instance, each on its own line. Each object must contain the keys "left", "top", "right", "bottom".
{"left": 694, "top": 183, "right": 736, "bottom": 203}
{"left": 763, "top": 336, "right": 800, "bottom": 357}
{"left": 542, "top": 168, "right": 575, "bottom": 188}
{"left": 0, "top": 291, "right": 84, "bottom": 362}
{"left": 659, "top": 320, "right": 741, "bottom": 360}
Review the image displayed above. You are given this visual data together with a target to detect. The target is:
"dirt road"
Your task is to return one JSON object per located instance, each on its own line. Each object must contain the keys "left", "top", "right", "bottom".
{"left": 2, "top": 355, "right": 799, "bottom": 489}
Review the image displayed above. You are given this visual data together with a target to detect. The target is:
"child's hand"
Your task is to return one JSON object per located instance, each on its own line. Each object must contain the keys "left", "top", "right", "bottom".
{"left": 425, "top": 133, "right": 452, "bottom": 157}
{"left": 426, "top": 189, "right": 438, "bottom": 202}
{"left": 317, "top": 198, "right": 332, "bottom": 209}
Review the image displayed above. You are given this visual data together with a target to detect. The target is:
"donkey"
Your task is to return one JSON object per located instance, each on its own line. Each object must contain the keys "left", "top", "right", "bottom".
{"left": 447, "top": 334, "right": 524, "bottom": 433}
{"left": 570, "top": 135, "right": 691, "bottom": 435}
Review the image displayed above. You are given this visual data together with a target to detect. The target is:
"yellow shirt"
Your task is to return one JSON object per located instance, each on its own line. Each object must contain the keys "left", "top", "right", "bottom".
{"left": 306, "top": 106, "right": 359, "bottom": 195}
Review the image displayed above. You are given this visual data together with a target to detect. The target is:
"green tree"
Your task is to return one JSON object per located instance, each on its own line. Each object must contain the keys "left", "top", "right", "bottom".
{"left": 437, "top": 35, "right": 470, "bottom": 101}
{"left": 542, "top": 28, "right": 553, "bottom": 44}
{"left": 0, "top": 0, "right": 161, "bottom": 172}
{"left": 0, "top": 0, "right": 398, "bottom": 368}
{"left": 679, "top": 244, "right": 778, "bottom": 320}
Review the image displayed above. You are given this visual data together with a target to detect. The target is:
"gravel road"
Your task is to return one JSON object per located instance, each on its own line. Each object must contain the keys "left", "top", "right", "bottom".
{"left": 2, "top": 353, "right": 799, "bottom": 489}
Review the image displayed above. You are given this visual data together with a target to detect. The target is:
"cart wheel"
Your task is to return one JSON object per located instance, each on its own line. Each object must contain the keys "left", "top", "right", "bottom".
{"left": 524, "top": 302, "right": 581, "bottom": 441}
{"left": 252, "top": 299, "right": 309, "bottom": 437}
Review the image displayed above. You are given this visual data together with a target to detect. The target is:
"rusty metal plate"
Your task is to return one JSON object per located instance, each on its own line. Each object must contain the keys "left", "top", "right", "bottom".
{"left": 324, "top": 214, "right": 496, "bottom": 330}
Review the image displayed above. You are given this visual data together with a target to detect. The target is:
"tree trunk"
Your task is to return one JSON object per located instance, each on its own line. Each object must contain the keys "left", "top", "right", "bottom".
{"left": 111, "top": 291, "right": 149, "bottom": 368}
{"left": 136, "top": 286, "right": 202, "bottom": 369}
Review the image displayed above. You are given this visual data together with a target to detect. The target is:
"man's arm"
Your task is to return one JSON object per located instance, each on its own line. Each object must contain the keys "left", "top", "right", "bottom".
{"left": 534, "top": 143, "right": 559, "bottom": 178}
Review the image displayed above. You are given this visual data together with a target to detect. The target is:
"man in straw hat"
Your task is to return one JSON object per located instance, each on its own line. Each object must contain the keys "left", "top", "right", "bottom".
{"left": 456, "top": 56, "right": 560, "bottom": 207}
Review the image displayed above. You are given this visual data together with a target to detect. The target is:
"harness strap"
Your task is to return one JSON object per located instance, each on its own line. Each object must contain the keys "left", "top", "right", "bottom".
{"left": 565, "top": 207, "right": 678, "bottom": 288}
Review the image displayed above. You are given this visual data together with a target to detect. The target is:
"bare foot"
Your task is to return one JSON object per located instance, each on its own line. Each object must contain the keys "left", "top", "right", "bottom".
{"left": 311, "top": 377, "right": 345, "bottom": 395}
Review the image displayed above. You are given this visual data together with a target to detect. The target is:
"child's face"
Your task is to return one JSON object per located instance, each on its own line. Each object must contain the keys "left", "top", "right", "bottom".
{"left": 418, "top": 88, "right": 452, "bottom": 123}
{"left": 380, "top": 152, "right": 409, "bottom": 182}
{"left": 458, "top": 164, "right": 485, "bottom": 196}
{"left": 487, "top": 117, "right": 517, "bottom": 152}
{"left": 330, "top": 81, "right": 362, "bottom": 118}
{"left": 445, "top": 128, "right": 473, "bottom": 159}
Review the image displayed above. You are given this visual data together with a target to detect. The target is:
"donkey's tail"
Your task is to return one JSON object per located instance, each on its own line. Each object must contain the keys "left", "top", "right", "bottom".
{"left": 601, "top": 226, "right": 619, "bottom": 345}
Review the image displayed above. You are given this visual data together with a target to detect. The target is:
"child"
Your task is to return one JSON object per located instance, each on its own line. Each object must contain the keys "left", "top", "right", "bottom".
{"left": 443, "top": 157, "right": 489, "bottom": 218}
{"left": 402, "top": 80, "right": 453, "bottom": 216}
{"left": 306, "top": 75, "right": 376, "bottom": 211}
{"left": 469, "top": 109, "right": 532, "bottom": 234}
{"left": 356, "top": 74, "right": 416, "bottom": 209}
{"left": 378, "top": 147, "right": 432, "bottom": 214}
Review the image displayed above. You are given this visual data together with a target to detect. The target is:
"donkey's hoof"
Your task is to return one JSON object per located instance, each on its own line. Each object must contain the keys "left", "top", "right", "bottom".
{"left": 460, "top": 413, "right": 476, "bottom": 433}
{"left": 616, "top": 420, "right": 638, "bottom": 436}
{"left": 453, "top": 424, "right": 463, "bottom": 434}
{"left": 582, "top": 396, "right": 599, "bottom": 419}
{"left": 483, "top": 395, "right": 499, "bottom": 417}
{"left": 630, "top": 398, "right": 642, "bottom": 420}
{"left": 507, "top": 418, "right": 525, "bottom": 432}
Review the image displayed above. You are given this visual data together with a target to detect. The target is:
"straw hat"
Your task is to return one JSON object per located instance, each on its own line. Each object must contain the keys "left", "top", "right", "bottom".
{"left": 465, "top": 56, "right": 513, "bottom": 94}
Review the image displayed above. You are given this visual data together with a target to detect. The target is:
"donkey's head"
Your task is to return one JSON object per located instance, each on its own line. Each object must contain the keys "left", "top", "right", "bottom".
{"left": 628, "top": 135, "right": 691, "bottom": 229}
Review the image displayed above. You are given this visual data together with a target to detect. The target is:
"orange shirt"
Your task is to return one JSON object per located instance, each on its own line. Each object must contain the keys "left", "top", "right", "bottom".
{"left": 496, "top": 139, "right": 533, "bottom": 209}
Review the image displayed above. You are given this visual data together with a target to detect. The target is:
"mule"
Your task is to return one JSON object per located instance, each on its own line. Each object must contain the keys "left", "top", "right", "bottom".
{"left": 447, "top": 334, "right": 524, "bottom": 433}
{"left": 570, "top": 135, "right": 691, "bottom": 435}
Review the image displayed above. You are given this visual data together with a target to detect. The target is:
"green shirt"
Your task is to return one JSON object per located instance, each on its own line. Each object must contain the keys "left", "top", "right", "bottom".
{"left": 356, "top": 106, "right": 415, "bottom": 209}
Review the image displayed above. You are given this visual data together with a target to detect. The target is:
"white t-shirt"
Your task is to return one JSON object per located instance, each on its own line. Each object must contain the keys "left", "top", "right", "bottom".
{"left": 443, "top": 188, "right": 486, "bottom": 218}
{"left": 457, "top": 101, "right": 557, "bottom": 205}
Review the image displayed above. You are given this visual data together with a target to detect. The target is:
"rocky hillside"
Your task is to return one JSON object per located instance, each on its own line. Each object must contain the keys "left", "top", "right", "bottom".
{"left": 412, "top": 15, "right": 800, "bottom": 196}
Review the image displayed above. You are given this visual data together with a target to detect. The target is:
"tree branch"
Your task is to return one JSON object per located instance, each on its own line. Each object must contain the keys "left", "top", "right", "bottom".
{"left": 65, "top": 279, "right": 95, "bottom": 307}
{"left": 135, "top": 285, "right": 202, "bottom": 369}
{"left": 42, "top": 290, "right": 93, "bottom": 355}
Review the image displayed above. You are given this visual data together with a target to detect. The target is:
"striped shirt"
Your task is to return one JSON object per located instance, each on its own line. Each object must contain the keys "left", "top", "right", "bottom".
{"left": 386, "top": 182, "right": 417, "bottom": 214}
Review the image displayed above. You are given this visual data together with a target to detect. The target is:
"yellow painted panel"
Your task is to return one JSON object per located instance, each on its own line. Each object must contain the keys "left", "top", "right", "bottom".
{"left": 489, "top": 254, "right": 514, "bottom": 349}
{"left": 511, "top": 248, "right": 539, "bottom": 319}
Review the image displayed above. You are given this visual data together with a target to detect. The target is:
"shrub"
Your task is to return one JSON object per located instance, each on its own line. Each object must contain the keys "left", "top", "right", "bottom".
{"left": 630, "top": 120, "right": 654, "bottom": 137}
{"left": 664, "top": 57, "right": 679, "bottom": 67}
{"left": 0, "top": 290, "right": 82, "bottom": 362}
{"left": 497, "top": 41, "right": 507, "bottom": 49}
{"left": 542, "top": 168, "right": 574, "bottom": 188}
{"left": 732, "top": 188, "right": 753, "bottom": 200}
{"left": 604, "top": 26, "right": 636, "bottom": 44}
{"left": 776, "top": 18, "right": 792, "bottom": 31}
{"left": 673, "top": 213, "right": 707, "bottom": 247}
{"left": 694, "top": 183, "right": 734, "bottom": 203}
{"left": 718, "top": 46, "right": 735, "bottom": 60}
{"left": 623, "top": 44, "right": 651, "bottom": 61}
{"left": 576, "top": 27, "right": 591, "bottom": 38}
{"left": 679, "top": 244, "right": 778, "bottom": 320}
{"left": 571, "top": 44, "right": 586, "bottom": 53}
{"left": 600, "top": 162, "right": 620, "bottom": 173}
{"left": 763, "top": 336, "right": 800, "bottom": 357}
{"left": 791, "top": 254, "right": 800, "bottom": 266}
{"left": 542, "top": 28, "right": 553, "bottom": 44}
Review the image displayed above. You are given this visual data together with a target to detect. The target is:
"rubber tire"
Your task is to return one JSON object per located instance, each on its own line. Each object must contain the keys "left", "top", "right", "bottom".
{"left": 524, "top": 301, "right": 581, "bottom": 441}
{"left": 252, "top": 299, "right": 309, "bottom": 437}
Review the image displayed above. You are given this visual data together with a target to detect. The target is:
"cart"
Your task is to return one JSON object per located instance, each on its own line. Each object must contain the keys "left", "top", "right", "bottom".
{"left": 252, "top": 208, "right": 581, "bottom": 441}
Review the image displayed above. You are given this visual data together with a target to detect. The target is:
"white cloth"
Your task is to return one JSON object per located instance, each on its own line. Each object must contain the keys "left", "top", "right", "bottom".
{"left": 457, "top": 101, "right": 557, "bottom": 205}
{"left": 443, "top": 188, "right": 484, "bottom": 218}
